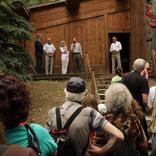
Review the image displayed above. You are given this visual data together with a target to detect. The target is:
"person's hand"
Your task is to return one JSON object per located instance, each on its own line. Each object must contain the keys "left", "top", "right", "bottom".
{"left": 48, "top": 53, "right": 54, "bottom": 57}
{"left": 139, "top": 139, "right": 148, "bottom": 149}
{"left": 89, "top": 145, "right": 103, "bottom": 156}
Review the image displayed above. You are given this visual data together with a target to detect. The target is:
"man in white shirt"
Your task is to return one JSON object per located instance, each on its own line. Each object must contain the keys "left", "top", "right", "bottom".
{"left": 110, "top": 36, "right": 122, "bottom": 73}
{"left": 43, "top": 38, "right": 56, "bottom": 75}
{"left": 71, "top": 37, "right": 83, "bottom": 72}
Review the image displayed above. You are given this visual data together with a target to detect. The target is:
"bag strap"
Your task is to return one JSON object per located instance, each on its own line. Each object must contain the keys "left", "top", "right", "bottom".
{"left": 24, "top": 124, "right": 41, "bottom": 156}
{"left": 64, "top": 106, "right": 83, "bottom": 129}
{"left": 56, "top": 107, "right": 62, "bottom": 130}
{"left": 56, "top": 106, "right": 83, "bottom": 130}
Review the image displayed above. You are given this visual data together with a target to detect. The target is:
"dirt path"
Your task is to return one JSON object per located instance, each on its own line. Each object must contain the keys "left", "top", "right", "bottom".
{"left": 28, "top": 80, "right": 66, "bottom": 125}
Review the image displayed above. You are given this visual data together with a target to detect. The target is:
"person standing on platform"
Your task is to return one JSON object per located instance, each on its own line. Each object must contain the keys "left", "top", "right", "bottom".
{"left": 60, "top": 41, "right": 69, "bottom": 74}
{"left": 43, "top": 38, "right": 56, "bottom": 75}
{"left": 35, "top": 33, "right": 43, "bottom": 74}
{"left": 71, "top": 37, "right": 83, "bottom": 72}
{"left": 110, "top": 36, "right": 122, "bottom": 74}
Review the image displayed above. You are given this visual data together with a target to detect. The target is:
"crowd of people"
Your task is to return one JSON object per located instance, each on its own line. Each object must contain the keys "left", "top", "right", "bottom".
{"left": 35, "top": 34, "right": 83, "bottom": 75}
{"left": 0, "top": 57, "right": 156, "bottom": 156}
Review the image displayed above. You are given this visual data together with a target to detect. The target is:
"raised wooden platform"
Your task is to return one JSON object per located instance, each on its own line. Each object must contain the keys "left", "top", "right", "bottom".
{"left": 32, "top": 73, "right": 113, "bottom": 81}
{"left": 32, "top": 73, "right": 87, "bottom": 80}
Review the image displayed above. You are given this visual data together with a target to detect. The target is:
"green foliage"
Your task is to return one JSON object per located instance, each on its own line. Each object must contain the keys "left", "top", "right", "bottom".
{"left": 20, "top": 0, "right": 51, "bottom": 7}
{"left": 0, "top": 0, "right": 34, "bottom": 80}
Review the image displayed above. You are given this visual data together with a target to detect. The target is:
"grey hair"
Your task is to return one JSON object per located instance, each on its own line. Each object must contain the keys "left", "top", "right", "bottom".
{"left": 64, "top": 88, "right": 88, "bottom": 102}
{"left": 105, "top": 83, "right": 132, "bottom": 113}
{"left": 133, "top": 58, "right": 146, "bottom": 72}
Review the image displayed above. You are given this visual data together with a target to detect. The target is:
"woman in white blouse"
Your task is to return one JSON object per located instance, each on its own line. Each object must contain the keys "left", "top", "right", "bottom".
{"left": 60, "top": 41, "right": 69, "bottom": 74}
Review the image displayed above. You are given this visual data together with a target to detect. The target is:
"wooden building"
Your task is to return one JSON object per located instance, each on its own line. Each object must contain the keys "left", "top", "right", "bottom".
{"left": 26, "top": 0, "right": 145, "bottom": 73}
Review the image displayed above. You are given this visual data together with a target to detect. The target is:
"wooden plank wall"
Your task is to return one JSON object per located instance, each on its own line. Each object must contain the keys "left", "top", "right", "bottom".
{"left": 26, "top": 0, "right": 145, "bottom": 73}
{"left": 130, "top": 0, "right": 145, "bottom": 63}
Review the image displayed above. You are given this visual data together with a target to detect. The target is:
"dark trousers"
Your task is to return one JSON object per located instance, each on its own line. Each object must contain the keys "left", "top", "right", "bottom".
{"left": 35, "top": 55, "right": 42, "bottom": 74}
{"left": 72, "top": 53, "right": 82, "bottom": 72}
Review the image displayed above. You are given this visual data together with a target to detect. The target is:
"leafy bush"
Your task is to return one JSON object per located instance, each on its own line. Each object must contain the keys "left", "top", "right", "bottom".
{"left": 0, "top": 0, "right": 34, "bottom": 79}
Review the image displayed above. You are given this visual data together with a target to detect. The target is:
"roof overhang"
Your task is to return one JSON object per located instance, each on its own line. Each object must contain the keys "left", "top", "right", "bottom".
{"left": 28, "top": 0, "right": 66, "bottom": 11}
{"left": 28, "top": 0, "right": 81, "bottom": 12}
{"left": 12, "top": 1, "right": 29, "bottom": 19}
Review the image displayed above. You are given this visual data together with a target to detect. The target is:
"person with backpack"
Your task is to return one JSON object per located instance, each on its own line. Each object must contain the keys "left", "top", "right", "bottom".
{"left": 45, "top": 77, "right": 124, "bottom": 156}
{"left": 0, "top": 123, "right": 37, "bottom": 156}
{"left": 0, "top": 73, "right": 58, "bottom": 156}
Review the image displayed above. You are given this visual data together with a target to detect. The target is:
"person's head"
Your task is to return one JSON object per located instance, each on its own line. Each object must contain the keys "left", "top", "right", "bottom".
{"left": 47, "top": 38, "right": 51, "bottom": 44}
{"left": 64, "top": 77, "right": 88, "bottom": 103}
{"left": 105, "top": 83, "right": 132, "bottom": 115}
{"left": 81, "top": 93, "right": 97, "bottom": 110}
{"left": 112, "top": 36, "right": 117, "bottom": 43}
{"left": 133, "top": 58, "right": 146, "bottom": 73}
{"left": 60, "top": 41, "right": 66, "bottom": 47}
{"left": 73, "top": 37, "right": 77, "bottom": 43}
{"left": 36, "top": 33, "right": 42, "bottom": 40}
{"left": 0, "top": 73, "right": 30, "bottom": 129}
{"left": 115, "top": 67, "right": 123, "bottom": 77}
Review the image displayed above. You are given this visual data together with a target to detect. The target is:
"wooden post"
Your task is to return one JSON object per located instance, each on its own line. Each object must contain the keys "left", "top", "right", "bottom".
{"left": 66, "top": 0, "right": 80, "bottom": 9}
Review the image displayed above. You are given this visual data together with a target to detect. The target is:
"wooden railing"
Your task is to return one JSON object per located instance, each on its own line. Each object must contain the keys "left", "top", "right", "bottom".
{"left": 86, "top": 52, "right": 101, "bottom": 104}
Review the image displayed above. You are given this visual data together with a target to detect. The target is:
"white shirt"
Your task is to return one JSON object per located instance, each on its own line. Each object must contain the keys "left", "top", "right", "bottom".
{"left": 43, "top": 43, "right": 56, "bottom": 54}
{"left": 70, "top": 42, "right": 82, "bottom": 56}
{"left": 60, "top": 47, "right": 68, "bottom": 54}
{"left": 148, "top": 86, "right": 156, "bottom": 108}
{"left": 110, "top": 41, "right": 122, "bottom": 52}
{"left": 60, "top": 47, "right": 69, "bottom": 60}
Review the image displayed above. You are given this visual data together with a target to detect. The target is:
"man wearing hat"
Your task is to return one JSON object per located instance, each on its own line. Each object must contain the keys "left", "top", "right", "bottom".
{"left": 46, "top": 77, "right": 124, "bottom": 156}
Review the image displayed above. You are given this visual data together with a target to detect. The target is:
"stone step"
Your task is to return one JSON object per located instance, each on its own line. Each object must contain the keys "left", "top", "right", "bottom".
{"left": 97, "top": 80, "right": 111, "bottom": 85}
{"left": 100, "top": 100, "right": 106, "bottom": 103}
{"left": 98, "top": 88, "right": 107, "bottom": 93}
{"left": 98, "top": 93, "right": 105, "bottom": 100}
{"left": 95, "top": 73, "right": 113, "bottom": 79}
{"left": 98, "top": 84, "right": 110, "bottom": 89}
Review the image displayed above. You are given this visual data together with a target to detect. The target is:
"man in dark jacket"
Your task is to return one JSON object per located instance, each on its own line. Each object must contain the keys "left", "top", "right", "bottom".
{"left": 122, "top": 58, "right": 149, "bottom": 112}
{"left": 35, "top": 33, "right": 43, "bottom": 74}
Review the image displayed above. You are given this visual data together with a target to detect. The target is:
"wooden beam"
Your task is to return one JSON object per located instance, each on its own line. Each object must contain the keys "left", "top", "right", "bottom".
{"left": 12, "top": 1, "right": 29, "bottom": 19}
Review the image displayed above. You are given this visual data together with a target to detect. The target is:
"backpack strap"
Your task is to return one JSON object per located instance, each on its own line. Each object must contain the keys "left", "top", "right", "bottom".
{"left": 56, "top": 106, "right": 83, "bottom": 130}
{"left": 56, "top": 107, "right": 63, "bottom": 130}
{"left": 24, "top": 124, "right": 41, "bottom": 156}
{"left": 64, "top": 106, "right": 83, "bottom": 129}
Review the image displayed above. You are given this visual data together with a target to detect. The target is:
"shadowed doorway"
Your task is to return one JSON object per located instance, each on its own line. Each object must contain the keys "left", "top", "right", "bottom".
{"left": 109, "top": 33, "right": 130, "bottom": 73}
